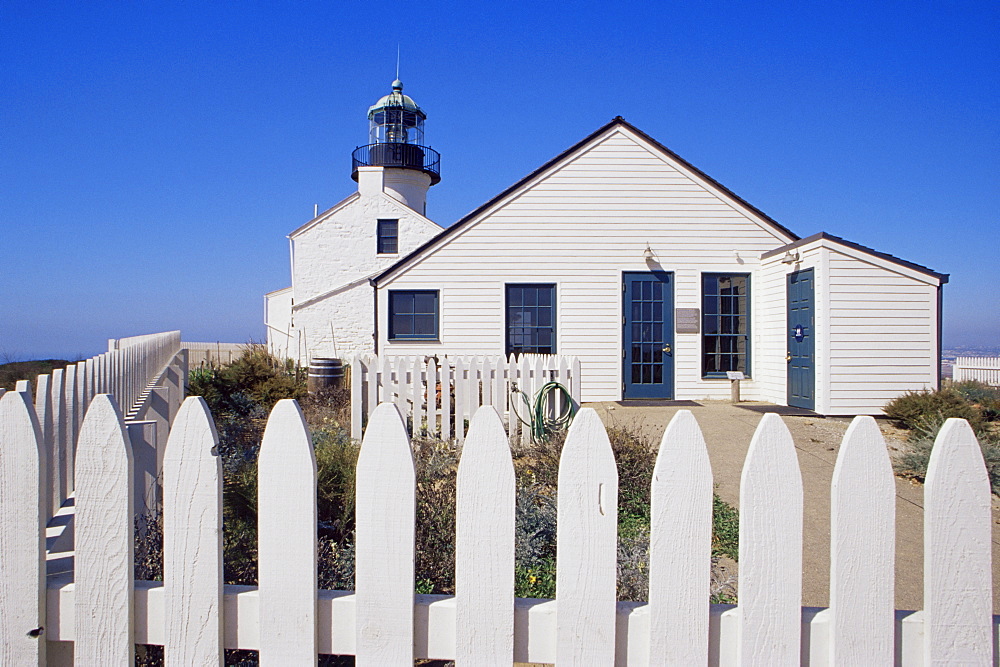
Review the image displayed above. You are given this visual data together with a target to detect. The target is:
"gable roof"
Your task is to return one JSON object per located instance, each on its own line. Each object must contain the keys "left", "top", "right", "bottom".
{"left": 762, "top": 232, "right": 949, "bottom": 283}
{"left": 374, "top": 116, "right": 799, "bottom": 284}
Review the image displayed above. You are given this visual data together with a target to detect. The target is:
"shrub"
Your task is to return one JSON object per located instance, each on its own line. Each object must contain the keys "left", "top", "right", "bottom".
{"left": 883, "top": 388, "right": 983, "bottom": 431}
{"left": 894, "top": 411, "right": 1000, "bottom": 494}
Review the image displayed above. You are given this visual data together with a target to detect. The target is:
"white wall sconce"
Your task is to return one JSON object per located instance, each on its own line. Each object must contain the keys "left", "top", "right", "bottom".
{"left": 643, "top": 243, "right": 657, "bottom": 262}
{"left": 781, "top": 250, "right": 800, "bottom": 264}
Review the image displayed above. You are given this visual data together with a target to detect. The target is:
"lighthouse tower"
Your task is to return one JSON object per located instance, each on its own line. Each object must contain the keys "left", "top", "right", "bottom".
{"left": 351, "top": 80, "right": 441, "bottom": 214}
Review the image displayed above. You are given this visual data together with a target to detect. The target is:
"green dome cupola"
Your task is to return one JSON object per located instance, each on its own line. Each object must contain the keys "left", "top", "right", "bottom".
{"left": 352, "top": 80, "right": 441, "bottom": 186}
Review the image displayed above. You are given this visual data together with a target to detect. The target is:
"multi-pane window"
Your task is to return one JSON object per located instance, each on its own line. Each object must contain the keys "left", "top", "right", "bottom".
{"left": 389, "top": 290, "right": 438, "bottom": 340}
{"left": 702, "top": 274, "right": 749, "bottom": 376}
{"left": 506, "top": 284, "right": 556, "bottom": 355}
{"left": 377, "top": 219, "right": 398, "bottom": 254}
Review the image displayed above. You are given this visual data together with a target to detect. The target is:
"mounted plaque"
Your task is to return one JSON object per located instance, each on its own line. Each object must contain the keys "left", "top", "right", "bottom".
{"left": 675, "top": 308, "right": 700, "bottom": 334}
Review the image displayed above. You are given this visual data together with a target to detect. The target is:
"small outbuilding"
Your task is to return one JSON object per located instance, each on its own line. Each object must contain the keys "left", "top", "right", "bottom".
{"left": 267, "top": 83, "right": 948, "bottom": 416}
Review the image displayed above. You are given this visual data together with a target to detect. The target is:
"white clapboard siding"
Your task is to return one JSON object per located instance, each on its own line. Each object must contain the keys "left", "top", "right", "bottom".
{"left": 258, "top": 399, "right": 318, "bottom": 663}
{"left": 455, "top": 406, "right": 516, "bottom": 664}
{"left": 163, "top": 397, "right": 223, "bottom": 665}
{"left": 74, "top": 394, "right": 134, "bottom": 664}
{"left": 738, "top": 413, "right": 803, "bottom": 664}
{"left": 829, "top": 416, "right": 895, "bottom": 664}
{"left": 556, "top": 408, "right": 618, "bottom": 663}
{"left": 648, "top": 409, "right": 713, "bottom": 664}
{"left": 923, "top": 418, "right": 993, "bottom": 664}
{"left": 0, "top": 390, "right": 46, "bottom": 665}
{"left": 355, "top": 403, "right": 415, "bottom": 665}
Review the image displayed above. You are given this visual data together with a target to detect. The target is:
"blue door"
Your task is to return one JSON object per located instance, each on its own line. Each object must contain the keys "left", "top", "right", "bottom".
{"left": 623, "top": 271, "right": 674, "bottom": 399}
{"left": 787, "top": 269, "right": 815, "bottom": 409}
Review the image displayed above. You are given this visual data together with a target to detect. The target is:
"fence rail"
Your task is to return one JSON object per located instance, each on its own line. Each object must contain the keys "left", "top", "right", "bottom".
{"left": 954, "top": 356, "right": 1000, "bottom": 386}
{"left": 350, "top": 353, "right": 581, "bottom": 443}
{"left": 0, "top": 390, "right": 996, "bottom": 663}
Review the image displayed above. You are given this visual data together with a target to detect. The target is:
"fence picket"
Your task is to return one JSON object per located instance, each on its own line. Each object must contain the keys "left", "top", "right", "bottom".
{"left": 381, "top": 356, "right": 393, "bottom": 405}
{"left": 556, "top": 408, "right": 618, "bottom": 663}
{"left": 64, "top": 364, "right": 78, "bottom": 493}
{"left": 456, "top": 406, "right": 515, "bottom": 664}
{"left": 649, "top": 409, "right": 712, "bottom": 664}
{"left": 356, "top": 403, "right": 415, "bottom": 664}
{"left": 75, "top": 394, "right": 134, "bottom": 664}
{"left": 924, "top": 418, "right": 993, "bottom": 664}
{"left": 427, "top": 358, "right": 438, "bottom": 438}
{"left": 493, "top": 357, "right": 505, "bottom": 415}
{"left": 50, "top": 368, "right": 67, "bottom": 508}
{"left": 413, "top": 358, "right": 425, "bottom": 437}
{"left": 259, "top": 399, "right": 318, "bottom": 663}
{"left": 738, "top": 413, "right": 802, "bottom": 665}
{"left": 33, "top": 373, "right": 53, "bottom": 520}
{"left": 440, "top": 358, "right": 452, "bottom": 441}
{"left": 829, "top": 416, "right": 894, "bottom": 664}
{"left": 518, "top": 356, "right": 531, "bottom": 446}
{"left": 0, "top": 390, "right": 46, "bottom": 666}
{"left": 163, "top": 397, "right": 223, "bottom": 665}
{"left": 351, "top": 356, "right": 363, "bottom": 440}
{"left": 454, "top": 358, "right": 466, "bottom": 443}
{"left": 366, "top": 354, "right": 378, "bottom": 426}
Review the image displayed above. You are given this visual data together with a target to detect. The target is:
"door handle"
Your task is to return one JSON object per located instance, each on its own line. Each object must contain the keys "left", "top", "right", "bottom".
{"left": 786, "top": 352, "right": 792, "bottom": 362}
{"left": 663, "top": 344, "right": 672, "bottom": 354}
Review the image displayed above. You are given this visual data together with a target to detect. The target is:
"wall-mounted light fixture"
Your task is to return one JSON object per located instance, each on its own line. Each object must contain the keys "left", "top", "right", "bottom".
{"left": 781, "top": 250, "right": 800, "bottom": 264}
{"left": 643, "top": 243, "right": 657, "bottom": 262}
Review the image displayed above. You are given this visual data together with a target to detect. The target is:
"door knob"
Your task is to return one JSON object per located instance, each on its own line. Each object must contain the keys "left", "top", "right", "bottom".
{"left": 786, "top": 352, "right": 792, "bottom": 362}
{"left": 663, "top": 344, "right": 672, "bottom": 354}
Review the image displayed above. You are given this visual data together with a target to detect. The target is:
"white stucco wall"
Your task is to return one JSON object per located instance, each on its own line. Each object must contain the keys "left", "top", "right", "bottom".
{"left": 279, "top": 168, "right": 441, "bottom": 362}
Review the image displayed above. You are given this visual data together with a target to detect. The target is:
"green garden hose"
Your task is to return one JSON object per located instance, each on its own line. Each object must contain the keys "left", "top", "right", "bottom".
{"left": 510, "top": 381, "right": 578, "bottom": 442}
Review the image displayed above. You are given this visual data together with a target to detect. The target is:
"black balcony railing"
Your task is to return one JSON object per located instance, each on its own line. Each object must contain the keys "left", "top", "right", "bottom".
{"left": 352, "top": 143, "right": 441, "bottom": 184}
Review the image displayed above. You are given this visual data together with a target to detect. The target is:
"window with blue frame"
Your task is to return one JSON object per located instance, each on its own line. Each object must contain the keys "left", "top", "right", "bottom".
{"left": 506, "top": 284, "right": 556, "bottom": 355}
{"left": 377, "top": 219, "right": 398, "bottom": 254}
{"left": 702, "top": 274, "right": 750, "bottom": 376}
{"left": 389, "top": 290, "right": 438, "bottom": 340}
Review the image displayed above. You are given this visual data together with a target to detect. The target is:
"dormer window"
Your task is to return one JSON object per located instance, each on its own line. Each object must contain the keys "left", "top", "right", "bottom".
{"left": 377, "top": 219, "right": 398, "bottom": 254}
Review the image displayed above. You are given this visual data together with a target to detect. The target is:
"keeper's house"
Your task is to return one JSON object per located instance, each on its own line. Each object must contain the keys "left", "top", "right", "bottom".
{"left": 267, "top": 81, "right": 948, "bottom": 416}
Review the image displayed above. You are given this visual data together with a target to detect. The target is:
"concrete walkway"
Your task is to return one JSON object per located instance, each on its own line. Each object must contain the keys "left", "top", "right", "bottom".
{"left": 585, "top": 400, "right": 1000, "bottom": 612}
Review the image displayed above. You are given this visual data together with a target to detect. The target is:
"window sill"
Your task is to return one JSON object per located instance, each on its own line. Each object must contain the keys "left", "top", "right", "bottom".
{"left": 387, "top": 338, "right": 440, "bottom": 343}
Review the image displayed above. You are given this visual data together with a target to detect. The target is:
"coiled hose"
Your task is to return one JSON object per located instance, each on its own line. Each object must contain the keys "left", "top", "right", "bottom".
{"left": 510, "top": 381, "right": 578, "bottom": 442}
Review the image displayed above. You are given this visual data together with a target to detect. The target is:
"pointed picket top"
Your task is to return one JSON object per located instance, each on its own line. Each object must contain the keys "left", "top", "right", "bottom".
{"left": 0, "top": 390, "right": 46, "bottom": 665}
{"left": 649, "top": 409, "right": 713, "bottom": 664}
{"left": 556, "top": 407, "right": 618, "bottom": 663}
{"left": 355, "top": 402, "right": 415, "bottom": 664}
{"left": 162, "top": 396, "right": 223, "bottom": 666}
{"left": 258, "top": 399, "right": 317, "bottom": 663}
{"left": 924, "top": 418, "right": 992, "bottom": 665}
{"left": 738, "top": 413, "right": 803, "bottom": 665}
{"left": 829, "top": 416, "right": 894, "bottom": 664}
{"left": 74, "top": 394, "right": 134, "bottom": 664}
{"left": 456, "top": 406, "right": 515, "bottom": 664}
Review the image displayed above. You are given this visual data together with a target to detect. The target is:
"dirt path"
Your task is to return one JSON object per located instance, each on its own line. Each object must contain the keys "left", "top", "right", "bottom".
{"left": 585, "top": 400, "right": 1000, "bottom": 612}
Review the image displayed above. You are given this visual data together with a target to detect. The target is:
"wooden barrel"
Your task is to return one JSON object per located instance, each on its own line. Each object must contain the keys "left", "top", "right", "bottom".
{"left": 308, "top": 357, "right": 343, "bottom": 393}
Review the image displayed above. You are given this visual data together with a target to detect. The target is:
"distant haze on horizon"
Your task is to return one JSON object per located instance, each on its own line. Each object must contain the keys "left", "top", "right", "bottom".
{"left": 2, "top": 3, "right": 997, "bottom": 361}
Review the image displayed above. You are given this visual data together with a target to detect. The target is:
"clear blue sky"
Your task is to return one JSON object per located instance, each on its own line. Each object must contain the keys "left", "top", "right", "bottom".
{"left": 2, "top": 2, "right": 998, "bottom": 360}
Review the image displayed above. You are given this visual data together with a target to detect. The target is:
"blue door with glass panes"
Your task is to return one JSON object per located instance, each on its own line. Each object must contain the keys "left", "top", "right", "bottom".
{"left": 623, "top": 271, "right": 674, "bottom": 399}
{"left": 787, "top": 268, "right": 815, "bottom": 409}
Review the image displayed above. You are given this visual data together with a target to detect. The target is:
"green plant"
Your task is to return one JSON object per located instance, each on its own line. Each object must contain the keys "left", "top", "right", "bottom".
{"left": 883, "top": 388, "right": 983, "bottom": 431}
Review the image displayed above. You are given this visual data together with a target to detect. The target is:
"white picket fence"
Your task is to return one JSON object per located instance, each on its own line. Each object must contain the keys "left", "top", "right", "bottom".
{"left": 1, "top": 390, "right": 996, "bottom": 664}
{"left": 349, "top": 353, "right": 581, "bottom": 442}
{"left": 4, "top": 331, "right": 183, "bottom": 522}
{"left": 954, "top": 356, "right": 1000, "bottom": 386}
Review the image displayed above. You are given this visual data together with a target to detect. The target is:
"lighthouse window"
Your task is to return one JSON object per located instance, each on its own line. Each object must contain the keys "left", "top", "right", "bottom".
{"left": 377, "top": 219, "right": 398, "bottom": 254}
{"left": 389, "top": 290, "right": 438, "bottom": 340}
